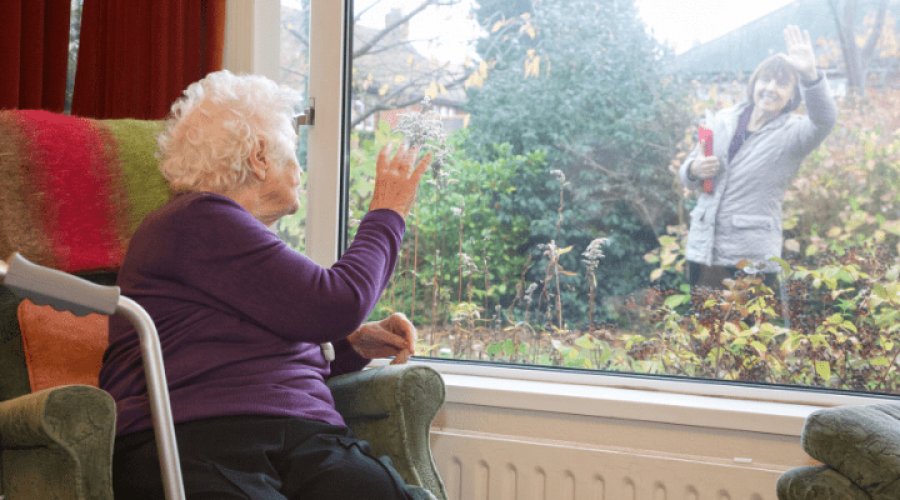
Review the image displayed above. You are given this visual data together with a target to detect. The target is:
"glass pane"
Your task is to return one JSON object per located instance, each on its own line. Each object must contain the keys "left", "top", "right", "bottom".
{"left": 278, "top": 1, "right": 312, "bottom": 252}
{"left": 347, "top": 0, "right": 900, "bottom": 395}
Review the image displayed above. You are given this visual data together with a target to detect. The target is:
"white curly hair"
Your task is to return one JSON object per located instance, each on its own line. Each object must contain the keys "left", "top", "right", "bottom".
{"left": 157, "top": 70, "right": 303, "bottom": 193}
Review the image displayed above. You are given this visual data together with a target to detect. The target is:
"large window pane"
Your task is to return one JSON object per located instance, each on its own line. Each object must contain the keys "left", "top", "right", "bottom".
{"left": 347, "top": 0, "right": 900, "bottom": 395}
{"left": 278, "top": 1, "right": 312, "bottom": 252}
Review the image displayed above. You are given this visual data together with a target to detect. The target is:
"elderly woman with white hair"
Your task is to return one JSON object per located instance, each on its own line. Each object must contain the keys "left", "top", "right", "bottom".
{"left": 100, "top": 70, "right": 434, "bottom": 500}
{"left": 680, "top": 25, "right": 837, "bottom": 289}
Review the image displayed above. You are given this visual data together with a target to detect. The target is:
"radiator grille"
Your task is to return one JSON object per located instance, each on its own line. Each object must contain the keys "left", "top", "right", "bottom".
{"left": 432, "top": 429, "right": 781, "bottom": 500}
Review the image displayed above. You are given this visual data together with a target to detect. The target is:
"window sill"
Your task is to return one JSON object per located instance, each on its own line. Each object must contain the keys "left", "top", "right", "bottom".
{"left": 370, "top": 358, "right": 893, "bottom": 436}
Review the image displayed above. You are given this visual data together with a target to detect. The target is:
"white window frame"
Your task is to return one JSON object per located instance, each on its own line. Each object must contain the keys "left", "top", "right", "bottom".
{"left": 228, "top": 0, "right": 894, "bottom": 436}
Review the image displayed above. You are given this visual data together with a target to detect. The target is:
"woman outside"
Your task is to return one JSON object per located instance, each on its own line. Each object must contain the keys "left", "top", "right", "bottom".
{"left": 680, "top": 25, "right": 837, "bottom": 288}
{"left": 100, "top": 70, "right": 435, "bottom": 500}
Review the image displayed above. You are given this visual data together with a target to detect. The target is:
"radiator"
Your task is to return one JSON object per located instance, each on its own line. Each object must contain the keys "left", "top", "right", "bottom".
{"left": 431, "top": 429, "right": 787, "bottom": 500}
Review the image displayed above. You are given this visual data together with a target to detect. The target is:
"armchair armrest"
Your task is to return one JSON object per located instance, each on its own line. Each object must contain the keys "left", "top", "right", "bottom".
{"left": 0, "top": 385, "right": 115, "bottom": 500}
{"left": 777, "top": 464, "right": 873, "bottom": 499}
{"left": 800, "top": 403, "right": 900, "bottom": 500}
{"left": 327, "top": 364, "right": 447, "bottom": 500}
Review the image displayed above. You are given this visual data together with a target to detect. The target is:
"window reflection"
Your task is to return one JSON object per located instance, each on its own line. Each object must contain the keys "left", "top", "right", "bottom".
{"left": 331, "top": 0, "right": 900, "bottom": 393}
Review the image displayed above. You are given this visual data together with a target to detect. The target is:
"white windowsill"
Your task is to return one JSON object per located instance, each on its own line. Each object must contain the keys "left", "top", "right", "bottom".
{"left": 369, "top": 358, "right": 895, "bottom": 437}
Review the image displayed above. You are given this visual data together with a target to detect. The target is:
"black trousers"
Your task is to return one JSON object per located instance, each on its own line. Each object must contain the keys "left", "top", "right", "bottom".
{"left": 113, "top": 415, "right": 417, "bottom": 500}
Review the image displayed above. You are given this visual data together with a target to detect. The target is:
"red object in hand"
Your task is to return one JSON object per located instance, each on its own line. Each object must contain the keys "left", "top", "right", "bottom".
{"left": 699, "top": 125, "right": 714, "bottom": 194}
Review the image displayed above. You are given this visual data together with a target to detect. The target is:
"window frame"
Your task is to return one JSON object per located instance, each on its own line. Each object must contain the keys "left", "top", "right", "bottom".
{"left": 236, "top": 0, "right": 896, "bottom": 415}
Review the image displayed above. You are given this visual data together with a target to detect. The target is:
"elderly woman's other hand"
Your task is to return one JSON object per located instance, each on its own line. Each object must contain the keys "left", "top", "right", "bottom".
{"left": 783, "top": 25, "right": 818, "bottom": 83}
{"left": 348, "top": 312, "right": 417, "bottom": 364}
{"left": 369, "top": 143, "right": 432, "bottom": 219}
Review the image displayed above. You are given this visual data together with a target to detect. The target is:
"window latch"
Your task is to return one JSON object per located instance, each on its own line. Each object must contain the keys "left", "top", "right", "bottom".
{"left": 294, "top": 98, "right": 315, "bottom": 130}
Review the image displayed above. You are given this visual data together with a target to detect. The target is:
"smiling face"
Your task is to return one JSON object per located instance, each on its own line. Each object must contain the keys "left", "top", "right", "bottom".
{"left": 753, "top": 72, "right": 796, "bottom": 116}
{"left": 748, "top": 55, "right": 800, "bottom": 117}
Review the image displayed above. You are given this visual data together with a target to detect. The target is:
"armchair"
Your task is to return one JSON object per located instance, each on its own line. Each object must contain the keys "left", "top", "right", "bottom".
{"left": 776, "top": 403, "right": 900, "bottom": 500}
{"left": 0, "top": 110, "right": 447, "bottom": 500}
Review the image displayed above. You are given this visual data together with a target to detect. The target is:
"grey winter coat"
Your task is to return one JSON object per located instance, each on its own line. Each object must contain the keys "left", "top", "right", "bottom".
{"left": 679, "top": 75, "right": 837, "bottom": 272}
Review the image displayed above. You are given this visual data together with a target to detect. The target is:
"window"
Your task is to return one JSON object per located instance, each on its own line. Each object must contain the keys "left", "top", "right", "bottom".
{"left": 283, "top": 0, "right": 900, "bottom": 396}
{"left": 275, "top": 0, "right": 312, "bottom": 252}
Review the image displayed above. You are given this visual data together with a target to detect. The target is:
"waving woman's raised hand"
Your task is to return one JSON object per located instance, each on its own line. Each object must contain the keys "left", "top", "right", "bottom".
{"left": 783, "top": 25, "right": 818, "bottom": 82}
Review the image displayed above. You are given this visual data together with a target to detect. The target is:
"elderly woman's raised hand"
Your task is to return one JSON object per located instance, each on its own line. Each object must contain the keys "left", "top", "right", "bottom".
{"left": 369, "top": 143, "right": 432, "bottom": 219}
{"left": 347, "top": 313, "right": 417, "bottom": 364}
{"left": 783, "top": 25, "right": 818, "bottom": 83}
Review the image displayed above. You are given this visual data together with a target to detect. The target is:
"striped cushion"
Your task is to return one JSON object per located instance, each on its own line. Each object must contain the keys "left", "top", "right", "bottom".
{"left": 0, "top": 110, "right": 170, "bottom": 273}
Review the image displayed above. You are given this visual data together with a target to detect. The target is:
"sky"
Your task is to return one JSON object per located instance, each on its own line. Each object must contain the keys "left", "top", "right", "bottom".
{"left": 348, "top": 0, "right": 801, "bottom": 61}
{"left": 633, "top": 0, "right": 798, "bottom": 54}
{"left": 278, "top": 0, "right": 803, "bottom": 61}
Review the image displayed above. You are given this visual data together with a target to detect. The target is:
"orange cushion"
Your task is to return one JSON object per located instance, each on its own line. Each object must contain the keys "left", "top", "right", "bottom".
{"left": 17, "top": 299, "right": 109, "bottom": 392}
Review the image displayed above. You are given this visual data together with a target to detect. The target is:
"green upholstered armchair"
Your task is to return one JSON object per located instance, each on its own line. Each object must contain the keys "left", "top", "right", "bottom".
{"left": 0, "top": 110, "right": 447, "bottom": 500}
{"left": 776, "top": 403, "right": 900, "bottom": 500}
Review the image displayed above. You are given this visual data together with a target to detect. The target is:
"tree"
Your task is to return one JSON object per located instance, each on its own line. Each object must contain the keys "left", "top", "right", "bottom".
{"left": 827, "top": 0, "right": 891, "bottom": 94}
{"left": 281, "top": 0, "right": 478, "bottom": 130}
{"left": 462, "top": 0, "right": 692, "bottom": 321}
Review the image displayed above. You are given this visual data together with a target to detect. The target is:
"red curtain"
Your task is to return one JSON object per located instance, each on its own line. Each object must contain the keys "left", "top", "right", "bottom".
{"left": 0, "top": 0, "right": 72, "bottom": 112}
{"left": 71, "top": 0, "right": 226, "bottom": 120}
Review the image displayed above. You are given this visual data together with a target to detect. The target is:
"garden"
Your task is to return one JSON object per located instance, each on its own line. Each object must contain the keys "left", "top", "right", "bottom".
{"left": 278, "top": 0, "right": 900, "bottom": 394}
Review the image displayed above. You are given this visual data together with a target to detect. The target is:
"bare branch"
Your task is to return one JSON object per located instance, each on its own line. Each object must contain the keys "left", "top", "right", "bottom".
{"left": 281, "top": 66, "right": 309, "bottom": 80}
{"left": 557, "top": 144, "right": 626, "bottom": 177}
{"left": 629, "top": 198, "right": 661, "bottom": 238}
{"left": 284, "top": 26, "right": 309, "bottom": 48}
{"left": 861, "top": 0, "right": 890, "bottom": 66}
{"left": 354, "top": 0, "right": 388, "bottom": 22}
{"left": 351, "top": 95, "right": 428, "bottom": 129}
{"left": 827, "top": 0, "right": 851, "bottom": 56}
{"left": 354, "top": 0, "right": 437, "bottom": 59}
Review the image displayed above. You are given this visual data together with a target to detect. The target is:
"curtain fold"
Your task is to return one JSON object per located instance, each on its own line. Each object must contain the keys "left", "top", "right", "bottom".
{"left": 71, "top": 0, "right": 226, "bottom": 120}
{"left": 0, "top": 0, "right": 72, "bottom": 112}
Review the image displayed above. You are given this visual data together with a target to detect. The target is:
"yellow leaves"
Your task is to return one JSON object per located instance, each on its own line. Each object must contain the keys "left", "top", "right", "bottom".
{"left": 882, "top": 219, "right": 900, "bottom": 236}
{"left": 424, "top": 82, "right": 439, "bottom": 100}
{"left": 465, "top": 61, "right": 489, "bottom": 89}
{"left": 465, "top": 72, "right": 484, "bottom": 89}
{"left": 524, "top": 49, "right": 541, "bottom": 78}
{"left": 423, "top": 81, "right": 450, "bottom": 100}
{"left": 394, "top": 75, "right": 406, "bottom": 84}
{"left": 378, "top": 84, "right": 390, "bottom": 96}
{"left": 521, "top": 23, "right": 536, "bottom": 40}
{"left": 492, "top": 13, "right": 537, "bottom": 39}
{"left": 784, "top": 239, "right": 801, "bottom": 253}
{"left": 361, "top": 73, "right": 375, "bottom": 92}
{"left": 491, "top": 17, "right": 513, "bottom": 33}
{"left": 407, "top": 55, "right": 414, "bottom": 67}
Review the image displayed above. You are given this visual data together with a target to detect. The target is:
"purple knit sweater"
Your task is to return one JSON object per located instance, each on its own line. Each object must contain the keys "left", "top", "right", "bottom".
{"left": 99, "top": 192, "right": 405, "bottom": 436}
